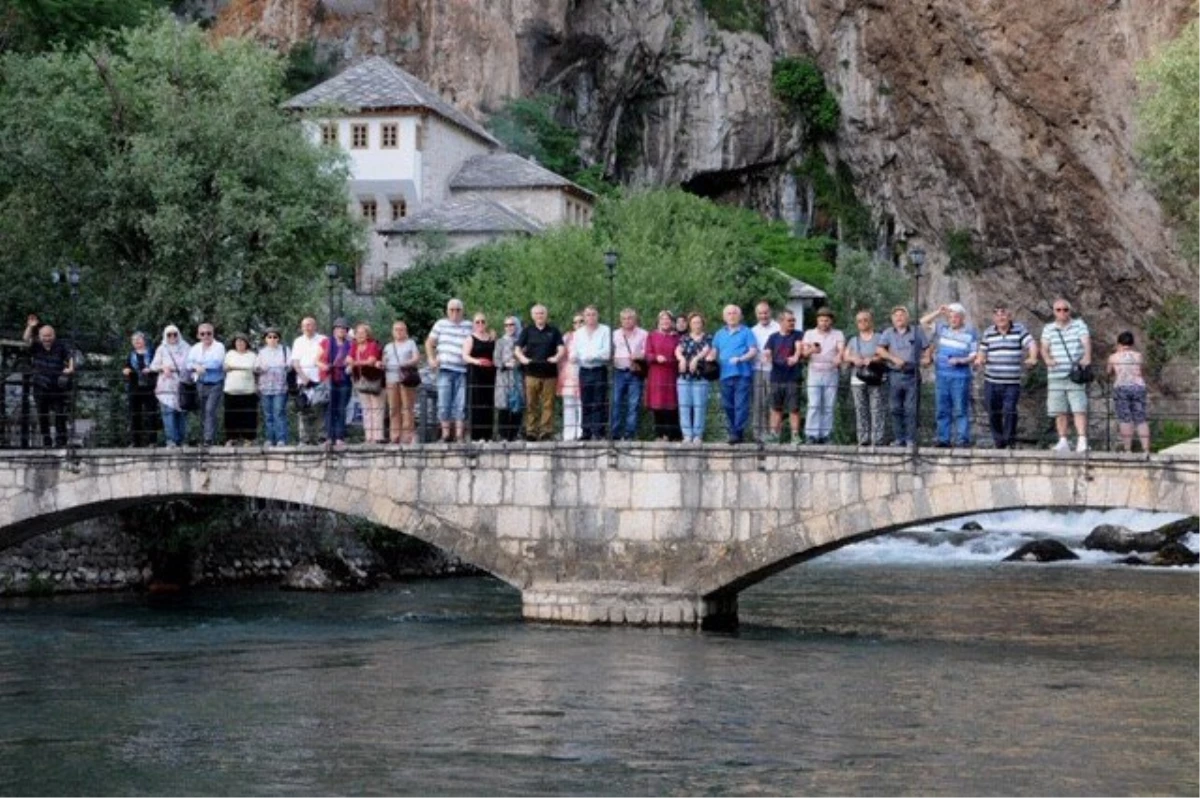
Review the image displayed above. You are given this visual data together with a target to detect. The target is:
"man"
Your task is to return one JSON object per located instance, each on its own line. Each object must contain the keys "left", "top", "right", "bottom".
{"left": 610, "top": 308, "right": 647, "bottom": 440}
{"left": 763, "top": 310, "right": 804, "bottom": 443}
{"left": 515, "top": 304, "right": 565, "bottom": 441}
{"left": 750, "top": 301, "right": 781, "bottom": 441}
{"left": 1040, "top": 298, "right": 1092, "bottom": 452}
{"left": 425, "top": 298, "right": 473, "bottom": 443}
{"left": 976, "top": 303, "right": 1038, "bottom": 449}
{"left": 571, "top": 305, "right": 611, "bottom": 441}
{"left": 712, "top": 305, "right": 758, "bottom": 444}
{"left": 186, "top": 323, "right": 225, "bottom": 446}
{"left": 920, "top": 303, "right": 978, "bottom": 448}
{"left": 28, "top": 323, "right": 75, "bottom": 448}
{"left": 291, "top": 317, "right": 328, "bottom": 445}
{"left": 801, "top": 307, "right": 846, "bottom": 444}
{"left": 877, "top": 306, "right": 929, "bottom": 447}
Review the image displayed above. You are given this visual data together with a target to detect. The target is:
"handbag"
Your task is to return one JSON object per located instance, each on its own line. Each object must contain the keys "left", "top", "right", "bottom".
{"left": 306, "top": 380, "right": 330, "bottom": 407}
{"left": 698, "top": 358, "right": 720, "bottom": 382}
{"left": 178, "top": 380, "right": 199, "bottom": 412}
{"left": 1055, "top": 328, "right": 1094, "bottom": 384}
{"left": 854, "top": 364, "right": 885, "bottom": 386}
{"left": 353, "top": 376, "right": 383, "bottom": 395}
{"left": 399, "top": 366, "right": 421, "bottom": 388}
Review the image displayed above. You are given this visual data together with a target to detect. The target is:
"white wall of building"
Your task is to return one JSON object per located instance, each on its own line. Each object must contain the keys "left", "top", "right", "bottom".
{"left": 450, "top": 188, "right": 592, "bottom": 228}
{"left": 422, "top": 118, "right": 494, "bottom": 206}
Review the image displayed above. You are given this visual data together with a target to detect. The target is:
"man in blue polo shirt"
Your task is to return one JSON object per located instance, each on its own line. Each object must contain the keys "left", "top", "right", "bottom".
{"left": 712, "top": 305, "right": 758, "bottom": 444}
{"left": 921, "top": 303, "right": 978, "bottom": 448}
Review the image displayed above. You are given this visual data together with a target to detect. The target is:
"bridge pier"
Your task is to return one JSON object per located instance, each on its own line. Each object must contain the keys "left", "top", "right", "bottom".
{"left": 521, "top": 583, "right": 738, "bottom": 630}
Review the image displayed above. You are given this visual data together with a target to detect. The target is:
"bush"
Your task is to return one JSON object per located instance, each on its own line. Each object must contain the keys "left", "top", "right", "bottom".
{"left": 828, "top": 249, "right": 912, "bottom": 325}
{"left": 944, "top": 228, "right": 984, "bottom": 274}
{"left": 1144, "top": 294, "right": 1200, "bottom": 375}
{"left": 700, "top": 0, "right": 767, "bottom": 36}
{"left": 772, "top": 58, "right": 839, "bottom": 138}
{"left": 1151, "top": 420, "right": 1199, "bottom": 453}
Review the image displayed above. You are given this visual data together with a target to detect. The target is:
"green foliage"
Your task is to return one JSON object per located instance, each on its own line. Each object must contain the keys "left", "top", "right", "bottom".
{"left": 385, "top": 190, "right": 797, "bottom": 330}
{"left": 487, "top": 94, "right": 582, "bottom": 178}
{"left": 0, "top": 15, "right": 363, "bottom": 345}
{"left": 1135, "top": 20, "right": 1199, "bottom": 263}
{"left": 944, "top": 227, "right": 984, "bottom": 274}
{"left": 734, "top": 211, "right": 833, "bottom": 290}
{"left": 0, "top": 0, "right": 162, "bottom": 54}
{"left": 700, "top": 0, "right": 767, "bottom": 36}
{"left": 772, "top": 57, "right": 839, "bottom": 138}
{"left": 379, "top": 233, "right": 488, "bottom": 341}
{"left": 796, "top": 151, "right": 873, "bottom": 249}
{"left": 828, "top": 248, "right": 912, "bottom": 325}
{"left": 1151, "top": 420, "right": 1200, "bottom": 453}
{"left": 282, "top": 39, "right": 339, "bottom": 97}
{"left": 1144, "top": 293, "right": 1200, "bottom": 374}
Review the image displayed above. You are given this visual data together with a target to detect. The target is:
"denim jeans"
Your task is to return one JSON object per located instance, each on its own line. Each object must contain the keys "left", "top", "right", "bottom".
{"left": 720, "top": 375, "right": 751, "bottom": 441}
{"left": 261, "top": 392, "right": 288, "bottom": 445}
{"left": 326, "top": 380, "right": 351, "bottom": 442}
{"left": 984, "top": 381, "right": 1021, "bottom": 448}
{"left": 436, "top": 369, "right": 467, "bottom": 423}
{"left": 676, "top": 379, "right": 710, "bottom": 440}
{"left": 579, "top": 366, "right": 608, "bottom": 440}
{"left": 805, "top": 380, "right": 838, "bottom": 441}
{"left": 160, "top": 405, "right": 187, "bottom": 446}
{"left": 889, "top": 371, "right": 918, "bottom": 445}
{"left": 610, "top": 369, "right": 642, "bottom": 439}
{"left": 198, "top": 381, "right": 223, "bottom": 444}
{"left": 935, "top": 375, "right": 973, "bottom": 445}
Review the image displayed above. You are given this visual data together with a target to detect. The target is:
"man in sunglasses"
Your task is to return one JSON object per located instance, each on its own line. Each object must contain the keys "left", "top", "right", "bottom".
{"left": 1040, "top": 298, "right": 1092, "bottom": 452}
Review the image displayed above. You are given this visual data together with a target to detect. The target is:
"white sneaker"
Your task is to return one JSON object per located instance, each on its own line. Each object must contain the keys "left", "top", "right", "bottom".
{"left": 1076, "top": 437, "right": 1088, "bottom": 453}
{"left": 1053, "top": 438, "right": 1071, "bottom": 452}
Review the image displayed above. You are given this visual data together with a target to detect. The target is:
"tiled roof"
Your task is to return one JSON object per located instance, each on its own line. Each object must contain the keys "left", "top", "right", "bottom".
{"left": 384, "top": 195, "right": 545, "bottom": 235}
{"left": 777, "top": 270, "right": 828, "bottom": 300}
{"left": 449, "top": 153, "right": 594, "bottom": 197}
{"left": 282, "top": 56, "right": 499, "bottom": 146}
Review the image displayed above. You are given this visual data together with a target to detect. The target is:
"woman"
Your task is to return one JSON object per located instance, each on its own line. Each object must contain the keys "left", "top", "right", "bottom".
{"left": 149, "top": 324, "right": 191, "bottom": 447}
{"left": 463, "top": 314, "right": 497, "bottom": 442}
{"left": 320, "top": 318, "right": 353, "bottom": 449}
{"left": 223, "top": 333, "right": 258, "bottom": 445}
{"left": 348, "top": 323, "right": 386, "bottom": 444}
{"left": 1107, "top": 331, "right": 1151, "bottom": 452}
{"left": 801, "top": 307, "right": 846, "bottom": 444}
{"left": 255, "top": 327, "right": 290, "bottom": 446}
{"left": 557, "top": 313, "right": 584, "bottom": 441}
{"left": 674, "top": 312, "right": 714, "bottom": 443}
{"left": 383, "top": 321, "right": 420, "bottom": 444}
{"left": 645, "top": 310, "right": 681, "bottom": 440}
{"left": 841, "top": 310, "right": 888, "bottom": 446}
{"left": 494, "top": 316, "right": 525, "bottom": 442}
{"left": 122, "top": 331, "right": 157, "bottom": 447}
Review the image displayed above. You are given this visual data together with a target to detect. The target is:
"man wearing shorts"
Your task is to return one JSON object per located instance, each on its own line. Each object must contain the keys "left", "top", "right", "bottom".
{"left": 1040, "top": 298, "right": 1092, "bottom": 452}
{"left": 764, "top": 311, "right": 804, "bottom": 443}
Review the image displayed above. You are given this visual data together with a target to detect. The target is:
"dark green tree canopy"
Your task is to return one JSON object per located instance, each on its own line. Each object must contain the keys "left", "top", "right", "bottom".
{"left": 0, "top": 15, "right": 362, "bottom": 344}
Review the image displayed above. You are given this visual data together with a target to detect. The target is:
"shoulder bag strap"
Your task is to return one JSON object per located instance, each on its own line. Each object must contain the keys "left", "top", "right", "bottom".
{"left": 1054, "top": 327, "right": 1079, "bottom": 366}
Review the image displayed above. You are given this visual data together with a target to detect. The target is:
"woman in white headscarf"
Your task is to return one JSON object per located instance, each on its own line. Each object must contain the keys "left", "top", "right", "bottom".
{"left": 494, "top": 315, "right": 525, "bottom": 442}
{"left": 150, "top": 324, "right": 192, "bottom": 447}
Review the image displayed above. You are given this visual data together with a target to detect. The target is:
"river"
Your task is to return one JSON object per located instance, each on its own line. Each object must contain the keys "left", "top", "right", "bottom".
{"left": 0, "top": 510, "right": 1196, "bottom": 796}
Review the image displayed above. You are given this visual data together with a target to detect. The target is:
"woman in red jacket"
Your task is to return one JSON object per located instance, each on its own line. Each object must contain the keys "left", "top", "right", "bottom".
{"left": 347, "top": 323, "right": 386, "bottom": 444}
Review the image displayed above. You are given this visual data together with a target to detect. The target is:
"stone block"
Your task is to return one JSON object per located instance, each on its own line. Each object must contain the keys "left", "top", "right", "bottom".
{"left": 578, "top": 472, "right": 604, "bottom": 506}
{"left": 419, "top": 468, "right": 460, "bottom": 506}
{"left": 551, "top": 471, "right": 579, "bottom": 508}
{"left": 653, "top": 510, "right": 694, "bottom": 540}
{"left": 839, "top": 471, "right": 862, "bottom": 505}
{"left": 513, "top": 470, "right": 552, "bottom": 507}
{"left": 471, "top": 471, "right": 504, "bottom": 506}
{"left": 635, "top": 472, "right": 682, "bottom": 509}
{"left": 617, "top": 510, "right": 655, "bottom": 542}
{"left": 494, "top": 505, "right": 531, "bottom": 539}
{"left": 604, "top": 471, "right": 632, "bottom": 508}
{"left": 768, "top": 473, "right": 795, "bottom": 511}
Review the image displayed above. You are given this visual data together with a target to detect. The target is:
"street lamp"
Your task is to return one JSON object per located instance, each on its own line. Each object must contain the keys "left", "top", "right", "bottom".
{"left": 604, "top": 250, "right": 618, "bottom": 445}
{"left": 908, "top": 247, "right": 926, "bottom": 462}
{"left": 325, "top": 262, "right": 340, "bottom": 328}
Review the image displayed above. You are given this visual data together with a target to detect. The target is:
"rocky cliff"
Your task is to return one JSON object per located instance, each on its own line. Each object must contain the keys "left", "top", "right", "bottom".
{"left": 212, "top": 0, "right": 1197, "bottom": 341}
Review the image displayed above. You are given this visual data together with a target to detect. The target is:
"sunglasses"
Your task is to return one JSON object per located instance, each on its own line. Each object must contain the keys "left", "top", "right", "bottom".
{"left": 1054, "top": 307, "right": 1070, "bottom": 313}
{"left": 504, "top": 322, "right": 516, "bottom": 327}
{"left": 266, "top": 334, "right": 279, "bottom": 339}
{"left": 573, "top": 319, "right": 584, "bottom": 325}
{"left": 199, "top": 331, "right": 213, "bottom": 336}
{"left": 474, "top": 319, "right": 487, "bottom": 325}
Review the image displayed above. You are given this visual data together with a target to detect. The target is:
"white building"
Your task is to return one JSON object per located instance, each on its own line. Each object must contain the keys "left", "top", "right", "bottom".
{"left": 284, "top": 57, "right": 594, "bottom": 293}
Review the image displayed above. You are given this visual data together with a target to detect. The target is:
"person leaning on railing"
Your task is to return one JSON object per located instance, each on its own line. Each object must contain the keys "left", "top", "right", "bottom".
{"left": 122, "top": 331, "right": 158, "bottom": 448}
{"left": 26, "top": 320, "right": 75, "bottom": 449}
{"left": 254, "top": 327, "right": 291, "bottom": 447}
{"left": 149, "top": 324, "right": 191, "bottom": 448}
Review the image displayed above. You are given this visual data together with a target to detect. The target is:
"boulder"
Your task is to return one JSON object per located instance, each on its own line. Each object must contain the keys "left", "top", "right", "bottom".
{"left": 1003, "top": 540, "right": 1079, "bottom": 563}
{"left": 1083, "top": 524, "right": 1171, "bottom": 553}
{"left": 960, "top": 521, "right": 985, "bottom": 532}
{"left": 282, "top": 563, "right": 333, "bottom": 591}
{"left": 1150, "top": 542, "right": 1199, "bottom": 567}
{"left": 1150, "top": 516, "right": 1199, "bottom": 541}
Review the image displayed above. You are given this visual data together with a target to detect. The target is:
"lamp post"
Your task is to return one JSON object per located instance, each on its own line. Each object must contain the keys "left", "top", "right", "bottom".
{"left": 908, "top": 246, "right": 925, "bottom": 464}
{"left": 50, "top": 263, "right": 82, "bottom": 448}
{"left": 325, "top": 262, "right": 340, "bottom": 329}
{"left": 604, "top": 250, "right": 618, "bottom": 445}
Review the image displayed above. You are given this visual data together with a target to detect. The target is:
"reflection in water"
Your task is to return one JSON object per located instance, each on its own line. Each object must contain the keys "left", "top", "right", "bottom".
{"left": 0, "top": 565, "right": 1195, "bottom": 796}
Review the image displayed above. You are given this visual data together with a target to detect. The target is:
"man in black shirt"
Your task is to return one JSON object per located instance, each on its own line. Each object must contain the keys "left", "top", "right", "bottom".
{"left": 515, "top": 304, "right": 565, "bottom": 441}
{"left": 28, "top": 324, "right": 75, "bottom": 448}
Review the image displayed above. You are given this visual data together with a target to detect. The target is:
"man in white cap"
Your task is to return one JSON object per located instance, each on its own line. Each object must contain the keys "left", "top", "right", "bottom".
{"left": 921, "top": 303, "right": 979, "bottom": 448}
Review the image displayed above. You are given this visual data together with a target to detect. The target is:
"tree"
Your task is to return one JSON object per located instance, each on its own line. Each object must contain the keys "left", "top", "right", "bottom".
{"left": 1135, "top": 19, "right": 1199, "bottom": 264}
{"left": 486, "top": 95, "right": 582, "bottom": 178}
{"left": 0, "top": 0, "right": 162, "bottom": 54}
{"left": 0, "top": 15, "right": 363, "bottom": 345}
{"left": 827, "top": 248, "right": 912, "bottom": 325}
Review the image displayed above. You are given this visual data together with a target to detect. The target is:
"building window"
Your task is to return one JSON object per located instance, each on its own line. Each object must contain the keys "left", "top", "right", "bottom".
{"left": 360, "top": 199, "right": 377, "bottom": 224}
{"left": 381, "top": 123, "right": 399, "bottom": 149}
{"left": 415, "top": 123, "right": 425, "bottom": 152}
{"left": 351, "top": 123, "right": 369, "bottom": 149}
{"left": 320, "top": 123, "right": 338, "bottom": 147}
{"left": 390, "top": 199, "right": 407, "bottom": 220}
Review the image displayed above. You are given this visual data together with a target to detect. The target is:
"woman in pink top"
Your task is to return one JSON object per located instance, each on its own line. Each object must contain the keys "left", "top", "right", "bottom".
{"left": 800, "top": 307, "right": 846, "bottom": 444}
{"left": 557, "top": 312, "right": 583, "bottom": 441}
{"left": 1106, "top": 330, "right": 1150, "bottom": 452}
{"left": 645, "top": 310, "right": 681, "bottom": 440}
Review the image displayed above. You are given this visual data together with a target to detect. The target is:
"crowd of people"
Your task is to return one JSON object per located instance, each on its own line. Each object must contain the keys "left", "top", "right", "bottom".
{"left": 19, "top": 295, "right": 1154, "bottom": 453}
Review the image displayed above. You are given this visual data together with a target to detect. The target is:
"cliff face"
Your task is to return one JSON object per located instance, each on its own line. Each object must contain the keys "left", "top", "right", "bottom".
{"left": 212, "top": 0, "right": 1196, "bottom": 337}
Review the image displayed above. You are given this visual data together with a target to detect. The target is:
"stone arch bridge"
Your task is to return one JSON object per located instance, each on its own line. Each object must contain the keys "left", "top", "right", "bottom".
{"left": 0, "top": 445, "right": 1195, "bottom": 628}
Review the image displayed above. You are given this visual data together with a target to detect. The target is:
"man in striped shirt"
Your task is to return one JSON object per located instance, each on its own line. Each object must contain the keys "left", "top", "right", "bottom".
{"left": 426, "top": 298, "right": 473, "bottom": 442}
{"left": 976, "top": 304, "right": 1039, "bottom": 449}
{"left": 1040, "top": 298, "right": 1092, "bottom": 452}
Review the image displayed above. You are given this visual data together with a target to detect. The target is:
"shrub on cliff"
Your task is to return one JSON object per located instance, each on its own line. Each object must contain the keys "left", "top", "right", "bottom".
{"left": 772, "top": 58, "right": 839, "bottom": 139}
{"left": 0, "top": 14, "right": 363, "bottom": 342}
{"left": 1135, "top": 19, "right": 1199, "bottom": 264}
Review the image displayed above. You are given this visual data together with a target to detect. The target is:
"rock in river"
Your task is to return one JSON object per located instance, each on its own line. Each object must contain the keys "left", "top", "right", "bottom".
{"left": 1003, "top": 540, "right": 1079, "bottom": 563}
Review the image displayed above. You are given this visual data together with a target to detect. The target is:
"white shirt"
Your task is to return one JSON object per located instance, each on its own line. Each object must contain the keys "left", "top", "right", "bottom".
{"left": 572, "top": 324, "right": 612, "bottom": 368}
{"left": 752, "top": 320, "right": 781, "bottom": 372}
{"left": 291, "top": 332, "right": 327, "bottom": 383}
